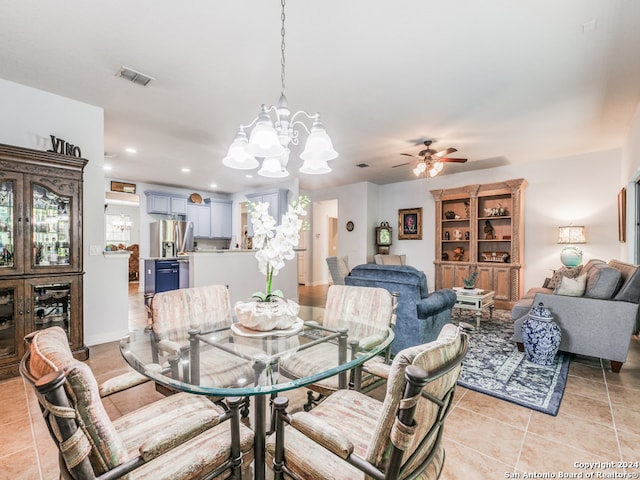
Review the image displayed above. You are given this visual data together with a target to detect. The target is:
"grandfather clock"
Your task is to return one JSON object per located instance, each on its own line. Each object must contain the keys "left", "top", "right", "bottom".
{"left": 375, "top": 221, "right": 392, "bottom": 255}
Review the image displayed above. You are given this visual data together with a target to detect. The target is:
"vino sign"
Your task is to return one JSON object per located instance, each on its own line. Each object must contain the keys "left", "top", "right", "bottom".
{"left": 47, "top": 135, "right": 82, "bottom": 158}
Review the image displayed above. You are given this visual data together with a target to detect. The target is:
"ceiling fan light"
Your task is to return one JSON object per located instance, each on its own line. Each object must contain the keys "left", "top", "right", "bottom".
{"left": 428, "top": 161, "right": 444, "bottom": 177}
{"left": 413, "top": 166, "right": 421, "bottom": 176}
{"left": 416, "top": 162, "right": 427, "bottom": 173}
{"left": 300, "top": 157, "right": 331, "bottom": 175}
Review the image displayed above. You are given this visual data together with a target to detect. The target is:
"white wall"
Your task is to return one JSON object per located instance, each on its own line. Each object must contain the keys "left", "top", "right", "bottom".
{"left": 0, "top": 78, "right": 130, "bottom": 346}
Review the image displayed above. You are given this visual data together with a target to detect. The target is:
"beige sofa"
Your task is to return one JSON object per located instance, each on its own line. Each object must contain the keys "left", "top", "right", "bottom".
{"left": 511, "top": 259, "right": 640, "bottom": 372}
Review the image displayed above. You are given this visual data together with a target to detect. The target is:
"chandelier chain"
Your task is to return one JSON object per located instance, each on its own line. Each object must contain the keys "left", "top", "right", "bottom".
{"left": 280, "top": 0, "right": 286, "bottom": 95}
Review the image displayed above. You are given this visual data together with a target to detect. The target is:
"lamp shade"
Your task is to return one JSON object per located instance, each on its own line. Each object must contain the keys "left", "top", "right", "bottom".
{"left": 258, "top": 154, "right": 290, "bottom": 178}
{"left": 222, "top": 129, "right": 259, "bottom": 170}
{"left": 300, "top": 157, "right": 331, "bottom": 175}
{"left": 246, "top": 109, "right": 285, "bottom": 158}
{"left": 428, "top": 161, "right": 444, "bottom": 177}
{"left": 300, "top": 119, "right": 338, "bottom": 162}
{"left": 557, "top": 226, "right": 586, "bottom": 244}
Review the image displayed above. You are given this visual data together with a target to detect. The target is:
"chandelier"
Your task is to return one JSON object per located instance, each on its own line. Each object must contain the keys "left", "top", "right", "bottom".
{"left": 222, "top": 0, "right": 337, "bottom": 178}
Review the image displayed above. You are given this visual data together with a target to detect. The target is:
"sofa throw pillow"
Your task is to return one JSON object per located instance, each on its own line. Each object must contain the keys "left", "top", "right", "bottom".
{"left": 614, "top": 267, "right": 640, "bottom": 303}
{"left": 547, "top": 265, "right": 583, "bottom": 290}
{"left": 584, "top": 264, "right": 622, "bottom": 299}
{"left": 554, "top": 274, "right": 587, "bottom": 297}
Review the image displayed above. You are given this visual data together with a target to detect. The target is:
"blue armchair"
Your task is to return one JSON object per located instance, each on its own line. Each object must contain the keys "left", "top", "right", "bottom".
{"left": 345, "top": 264, "right": 456, "bottom": 355}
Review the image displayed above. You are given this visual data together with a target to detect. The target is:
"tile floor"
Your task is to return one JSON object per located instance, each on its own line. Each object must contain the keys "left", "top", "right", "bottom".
{"left": 1, "top": 283, "right": 639, "bottom": 479}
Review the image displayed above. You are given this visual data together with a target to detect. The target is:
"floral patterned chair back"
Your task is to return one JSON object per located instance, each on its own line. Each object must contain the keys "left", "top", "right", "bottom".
{"left": 150, "top": 284, "right": 232, "bottom": 344}
{"left": 322, "top": 284, "right": 396, "bottom": 336}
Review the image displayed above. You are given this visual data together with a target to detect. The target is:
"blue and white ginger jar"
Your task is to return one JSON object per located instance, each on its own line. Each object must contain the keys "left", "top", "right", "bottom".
{"left": 521, "top": 302, "right": 561, "bottom": 366}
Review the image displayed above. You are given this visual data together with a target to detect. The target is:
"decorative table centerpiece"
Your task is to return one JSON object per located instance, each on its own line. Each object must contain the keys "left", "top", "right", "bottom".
{"left": 234, "top": 196, "right": 310, "bottom": 331}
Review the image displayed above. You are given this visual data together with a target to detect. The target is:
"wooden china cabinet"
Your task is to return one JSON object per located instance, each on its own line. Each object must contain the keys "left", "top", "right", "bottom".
{"left": 430, "top": 178, "right": 526, "bottom": 309}
{"left": 0, "top": 144, "right": 88, "bottom": 379}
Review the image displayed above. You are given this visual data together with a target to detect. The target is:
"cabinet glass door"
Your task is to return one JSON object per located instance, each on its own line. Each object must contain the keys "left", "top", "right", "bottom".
{"left": 32, "top": 282, "right": 71, "bottom": 337}
{"left": 0, "top": 281, "right": 23, "bottom": 365}
{"left": 32, "top": 184, "right": 72, "bottom": 267}
{"left": 0, "top": 180, "right": 15, "bottom": 270}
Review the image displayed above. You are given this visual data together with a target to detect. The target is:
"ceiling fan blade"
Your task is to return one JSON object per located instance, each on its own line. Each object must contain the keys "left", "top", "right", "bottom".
{"left": 400, "top": 153, "right": 422, "bottom": 158}
{"left": 392, "top": 160, "right": 420, "bottom": 168}
{"left": 434, "top": 147, "right": 457, "bottom": 157}
{"left": 439, "top": 157, "right": 468, "bottom": 163}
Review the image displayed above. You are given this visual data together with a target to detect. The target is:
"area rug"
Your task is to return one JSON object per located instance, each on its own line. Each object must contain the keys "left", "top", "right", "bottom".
{"left": 456, "top": 309, "right": 570, "bottom": 416}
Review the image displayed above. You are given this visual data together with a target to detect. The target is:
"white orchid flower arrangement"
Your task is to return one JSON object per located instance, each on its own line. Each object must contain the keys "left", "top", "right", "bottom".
{"left": 249, "top": 195, "right": 310, "bottom": 302}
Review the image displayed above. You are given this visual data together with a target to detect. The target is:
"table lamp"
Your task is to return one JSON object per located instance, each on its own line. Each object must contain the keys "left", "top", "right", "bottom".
{"left": 557, "top": 225, "right": 586, "bottom": 266}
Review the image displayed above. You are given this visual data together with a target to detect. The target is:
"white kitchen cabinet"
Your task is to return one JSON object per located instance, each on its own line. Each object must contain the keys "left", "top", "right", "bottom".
{"left": 207, "top": 198, "right": 232, "bottom": 238}
{"left": 187, "top": 204, "right": 211, "bottom": 238}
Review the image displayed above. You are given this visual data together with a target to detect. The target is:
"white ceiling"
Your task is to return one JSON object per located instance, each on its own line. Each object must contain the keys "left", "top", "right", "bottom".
{"left": 1, "top": 0, "right": 639, "bottom": 194}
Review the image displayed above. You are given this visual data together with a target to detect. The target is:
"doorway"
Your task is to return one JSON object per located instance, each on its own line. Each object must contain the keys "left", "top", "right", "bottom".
{"left": 311, "top": 199, "right": 338, "bottom": 285}
{"left": 328, "top": 217, "right": 338, "bottom": 258}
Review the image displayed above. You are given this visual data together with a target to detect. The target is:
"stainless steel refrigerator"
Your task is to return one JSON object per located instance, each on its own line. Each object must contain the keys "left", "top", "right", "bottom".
{"left": 150, "top": 220, "right": 194, "bottom": 257}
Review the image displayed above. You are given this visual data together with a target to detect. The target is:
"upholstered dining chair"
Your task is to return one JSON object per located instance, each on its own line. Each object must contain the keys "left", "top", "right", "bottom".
{"left": 148, "top": 285, "right": 259, "bottom": 390}
{"left": 279, "top": 284, "right": 397, "bottom": 411}
{"left": 326, "top": 255, "right": 350, "bottom": 285}
{"left": 266, "top": 323, "right": 470, "bottom": 480}
{"left": 21, "top": 326, "right": 254, "bottom": 479}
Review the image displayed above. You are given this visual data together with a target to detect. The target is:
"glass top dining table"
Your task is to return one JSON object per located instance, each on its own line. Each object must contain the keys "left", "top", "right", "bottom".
{"left": 119, "top": 317, "right": 394, "bottom": 480}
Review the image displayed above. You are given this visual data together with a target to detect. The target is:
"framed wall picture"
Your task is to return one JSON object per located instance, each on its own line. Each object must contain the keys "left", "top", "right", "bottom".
{"left": 110, "top": 181, "right": 136, "bottom": 194}
{"left": 398, "top": 207, "right": 422, "bottom": 240}
{"left": 618, "top": 187, "right": 626, "bottom": 243}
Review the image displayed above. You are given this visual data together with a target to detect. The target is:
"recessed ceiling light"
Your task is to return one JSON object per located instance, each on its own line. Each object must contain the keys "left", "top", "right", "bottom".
{"left": 103, "top": 165, "right": 113, "bottom": 171}
{"left": 125, "top": 147, "right": 137, "bottom": 154}
{"left": 245, "top": 174, "right": 253, "bottom": 178}
{"left": 210, "top": 183, "right": 217, "bottom": 188}
{"left": 181, "top": 167, "right": 191, "bottom": 173}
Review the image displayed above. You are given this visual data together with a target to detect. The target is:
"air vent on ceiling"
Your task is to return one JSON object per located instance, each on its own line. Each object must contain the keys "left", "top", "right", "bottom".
{"left": 115, "top": 66, "right": 155, "bottom": 87}
{"left": 356, "top": 163, "right": 370, "bottom": 168}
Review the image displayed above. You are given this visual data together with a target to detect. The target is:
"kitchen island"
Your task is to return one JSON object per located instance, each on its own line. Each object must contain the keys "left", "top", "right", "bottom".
{"left": 186, "top": 250, "right": 299, "bottom": 306}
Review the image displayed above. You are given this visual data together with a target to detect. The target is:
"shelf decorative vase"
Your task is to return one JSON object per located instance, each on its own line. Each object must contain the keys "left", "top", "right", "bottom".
{"left": 234, "top": 297, "right": 300, "bottom": 331}
{"left": 521, "top": 302, "right": 561, "bottom": 366}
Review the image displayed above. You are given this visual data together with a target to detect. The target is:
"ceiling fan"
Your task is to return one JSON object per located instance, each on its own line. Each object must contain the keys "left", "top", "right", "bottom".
{"left": 393, "top": 140, "right": 467, "bottom": 178}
